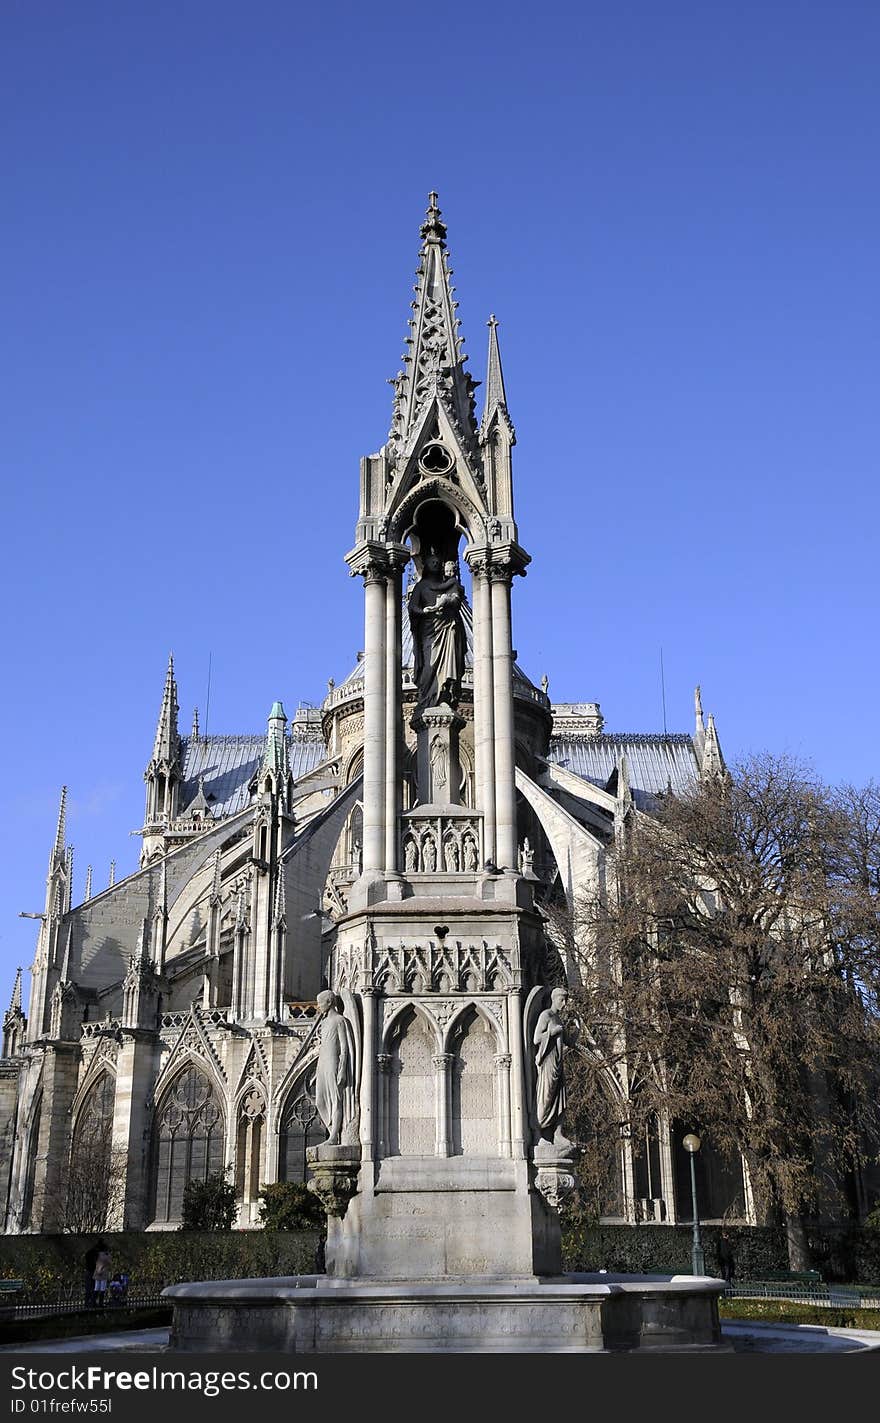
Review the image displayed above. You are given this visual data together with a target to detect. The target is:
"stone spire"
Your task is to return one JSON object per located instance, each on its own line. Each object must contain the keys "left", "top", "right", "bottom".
{"left": 480, "top": 315, "right": 515, "bottom": 441}
{"left": 49, "top": 786, "right": 67, "bottom": 875}
{"left": 151, "top": 654, "right": 180, "bottom": 764}
{"left": 144, "top": 654, "right": 182, "bottom": 838}
{"left": 262, "top": 701, "right": 290, "bottom": 781}
{"left": 701, "top": 712, "right": 726, "bottom": 781}
{"left": 387, "top": 192, "right": 479, "bottom": 466}
{"left": 2, "top": 970, "right": 25, "bottom": 1056}
{"left": 694, "top": 685, "right": 706, "bottom": 758}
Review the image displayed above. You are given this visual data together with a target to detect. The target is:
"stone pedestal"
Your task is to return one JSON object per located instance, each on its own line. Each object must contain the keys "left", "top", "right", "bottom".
{"left": 307, "top": 1144, "right": 361, "bottom": 1220}
{"left": 412, "top": 704, "right": 465, "bottom": 807}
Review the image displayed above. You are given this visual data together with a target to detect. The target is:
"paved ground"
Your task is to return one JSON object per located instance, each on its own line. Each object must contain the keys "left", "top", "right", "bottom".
{"left": 3, "top": 1322, "right": 880, "bottom": 1354}
{"left": 0, "top": 1328, "right": 170, "bottom": 1353}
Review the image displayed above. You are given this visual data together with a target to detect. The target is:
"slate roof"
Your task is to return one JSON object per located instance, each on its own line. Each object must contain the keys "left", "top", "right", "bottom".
{"left": 177, "top": 729, "right": 326, "bottom": 820}
{"left": 547, "top": 733, "right": 699, "bottom": 808}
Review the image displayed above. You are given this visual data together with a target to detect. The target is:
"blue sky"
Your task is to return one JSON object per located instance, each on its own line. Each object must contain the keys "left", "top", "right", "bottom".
{"left": 2, "top": 1, "right": 878, "bottom": 991}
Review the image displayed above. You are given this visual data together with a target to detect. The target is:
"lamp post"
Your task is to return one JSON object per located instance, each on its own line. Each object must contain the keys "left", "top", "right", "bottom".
{"left": 682, "top": 1133, "right": 706, "bottom": 1276}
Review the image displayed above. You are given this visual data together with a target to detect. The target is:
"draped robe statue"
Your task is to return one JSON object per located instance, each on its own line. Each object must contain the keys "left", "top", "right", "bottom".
{"left": 533, "top": 987, "right": 572, "bottom": 1147}
{"left": 314, "top": 990, "right": 358, "bottom": 1145}
{"left": 409, "top": 556, "right": 467, "bottom": 714}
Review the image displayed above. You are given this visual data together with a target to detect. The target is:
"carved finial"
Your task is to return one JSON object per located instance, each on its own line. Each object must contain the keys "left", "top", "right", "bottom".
{"left": 272, "top": 868, "right": 286, "bottom": 928}
{"left": 84, "top": 865, "right": 92, "bottom": 902}
{"left": 108, "top": 859, "right": 116, "bottom": 888}
{"left": 191, "top": 706, "right": 200, "bottom": 741}
{"left": 210, "top": 848, "right": 222, "bottom": 905}
{"left": 420, "top": 190, "right": 447, "bottom": 245}
{"left": 65, "top": 845, "right": 74, "bottom": 912}
{"left": 9, "top": 967, "right": 22, "bottom": 1013}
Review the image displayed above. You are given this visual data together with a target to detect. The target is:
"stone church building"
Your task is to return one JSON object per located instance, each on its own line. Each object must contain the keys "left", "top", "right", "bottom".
{"left": 1, "top": 197, "right": 740, "bottom": 1236}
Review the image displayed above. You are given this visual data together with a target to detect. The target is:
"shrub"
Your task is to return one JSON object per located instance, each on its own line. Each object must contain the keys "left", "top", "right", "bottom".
{"left": 179, "top": 1174, "right": 237, "bottom": 1231}
{"left": 258, "top": 1182, "right": 325, "bottom": 1231}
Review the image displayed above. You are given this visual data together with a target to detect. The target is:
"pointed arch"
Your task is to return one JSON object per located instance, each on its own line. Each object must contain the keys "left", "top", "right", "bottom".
{"left": 148, "top": 1060, "right": 226, "bottom": 1225}
{"left": 385, "top": 1004, "right": 437, "bottom": 1157}
{"left": 448, "top": 1005, "right": 497, "bottom": 1157}
{"left": 276, "top": 1064, "right": 326, "bottom": 1184}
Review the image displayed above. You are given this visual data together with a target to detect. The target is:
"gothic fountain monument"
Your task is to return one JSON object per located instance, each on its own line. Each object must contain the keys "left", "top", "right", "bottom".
{"left": 165, "top": 196, "right": 726, "bottom": 1353}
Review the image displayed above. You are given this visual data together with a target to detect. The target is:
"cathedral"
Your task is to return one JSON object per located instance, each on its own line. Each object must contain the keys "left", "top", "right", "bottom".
{"left": 1, "top": 196, "right": 738, "bottom": 1239}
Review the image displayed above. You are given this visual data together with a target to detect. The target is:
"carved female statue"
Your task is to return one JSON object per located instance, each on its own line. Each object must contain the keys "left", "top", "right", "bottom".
{"left": 533, "top": 987, "right": 572, "bottom": 1149}
{"left": 315, "top": 990, "right": 357, "bottom": 1145}
{"left": 408, "top": 555, "right": 467, "bottom": 713}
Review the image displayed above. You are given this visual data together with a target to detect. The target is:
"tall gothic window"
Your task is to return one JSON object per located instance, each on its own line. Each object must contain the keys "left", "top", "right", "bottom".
{"left": 67, "top": 1072, "right": 116, "bottom": 1231}
{"left": 278, "top": 1071, "right": 326, "bottom": 1183}
{"left": 150, "top": 1063, "right": 224, "bottom": 1224}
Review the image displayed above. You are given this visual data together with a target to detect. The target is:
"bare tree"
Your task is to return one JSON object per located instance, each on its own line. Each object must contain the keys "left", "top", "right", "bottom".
{"left": 556, "top": 753, "right": 880, "bottom": 1266}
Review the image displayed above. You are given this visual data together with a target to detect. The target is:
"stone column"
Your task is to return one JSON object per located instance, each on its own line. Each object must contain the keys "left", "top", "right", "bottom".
{"left": 362, "top": 565, "right": 387, "bottom": 877}
{"left": 657, "top": 1109, "right": 676, "bottom": 1223}
{"left": 491, "top": 568, "right": 517, "bottom": 872}
{"left": 469, "top": 561, "right": 495, "bottom": 864}
{"left": 507, "top": 990, "right": 527, "bottom": 1159}
{"left": 494, "top": 1052, "right": 512, "bottom": 1157}
{"left": 376, "top": 1053, "right": 391, "bottom": 1157}
{"left": 384, "top": 568, "right": 402, "bottom": 872}
{"left": 359, "top": 988, "right": 376, "bottom": 1164}
{"left": 433, "top": 1053, "right": 453, "bottom": 1156}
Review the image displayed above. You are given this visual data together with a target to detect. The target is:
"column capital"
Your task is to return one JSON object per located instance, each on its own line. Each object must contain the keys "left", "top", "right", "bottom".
{"left": 464, "top": 540, "right": 530, "bottom": 581}
{"left": 432, "top": 1053, "right": 454, "bottom": 1070}
{"left": 494, "top": 1053, "right": 513, "bottom": 1069}
{"left": 376, "top": 1052, "right": 392, "bottom": 1073}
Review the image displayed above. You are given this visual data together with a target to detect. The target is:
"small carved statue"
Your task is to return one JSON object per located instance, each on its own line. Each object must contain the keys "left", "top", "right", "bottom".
{"left": 421, "top": 834, "right": 437, "bottom": 873}
{"left": 444, "top": 836, "right": 460, "bottom": 872}
{"left": 408, "top": 554, "right": 467, "bottom": 713}
{"left": 533, "top": 987, "right": 573, "bottom": 1150}
{"left": 404, "top": 834, "right": 419, "bottom": 873}
{"left": 314, "top": 990, "right": 357, "bottom": 1145}
{"left": 462, "top": 833, "right": 479, "bottom": 872}
{"left": 519, "top": 837, "right": 535, "bottom": 875}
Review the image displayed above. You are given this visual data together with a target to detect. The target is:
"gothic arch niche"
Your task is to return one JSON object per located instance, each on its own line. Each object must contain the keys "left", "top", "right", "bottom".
{"left": 278, "top": 1068, "right": 326, "bottom": 1184}
{"left": 149, "top": 1062, "right": 225, "bottom": 1225}
{"left": 387, "top": 1007, "right": 436, "bottom": 1156}
{"left": 68, "top": 1071, "right": 116, "bottom": 1231}
{"left": 449, "top": 1008, "right": 497, "bottom": 1156}
{"left": 235, "top": 1084, "right": 266, "bottom": 1215}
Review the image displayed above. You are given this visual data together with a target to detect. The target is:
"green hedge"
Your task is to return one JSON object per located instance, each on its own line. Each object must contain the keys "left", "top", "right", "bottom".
{"left": 0, "top": 1231, "right": 321, "bottom": 1302}
{"left": 561, "top": 1224, "right": 880, "bottom": 1284}
{"left": 719, "top": 1298, "right": 880, "bottom": 1331}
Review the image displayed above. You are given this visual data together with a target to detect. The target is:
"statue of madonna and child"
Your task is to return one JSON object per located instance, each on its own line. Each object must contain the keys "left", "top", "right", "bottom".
{"left": 408, "top": 554, "right": 467, "bottom": 713}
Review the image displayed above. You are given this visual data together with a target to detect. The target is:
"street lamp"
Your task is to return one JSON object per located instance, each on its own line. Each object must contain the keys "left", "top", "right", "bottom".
{"left": 682, "top": 1133, "right": 706, "bottom": 1276}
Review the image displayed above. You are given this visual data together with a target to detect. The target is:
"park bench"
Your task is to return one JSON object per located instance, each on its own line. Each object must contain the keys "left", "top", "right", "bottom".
{"left": 754, "top": 1271, "right": 822, "bottom": 1285}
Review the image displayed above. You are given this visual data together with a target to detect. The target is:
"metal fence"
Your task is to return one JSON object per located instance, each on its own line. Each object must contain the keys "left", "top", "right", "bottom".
{"left": 724, "top": 1282, "right": 880, "bottom": 1309}
{"left": 1, "top": 1290, "right": 168, "bottom": 1323}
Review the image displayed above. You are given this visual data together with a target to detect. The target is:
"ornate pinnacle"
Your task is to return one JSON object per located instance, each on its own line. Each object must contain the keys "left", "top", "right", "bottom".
{"left": 420, "top": 191, "right": 447, "bottom": 246}
{"left": 9, "top": 967, "right": 22, "bottom": 1013}
{"left": 50, "top": 786, "right": 68, "bottom": 871}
